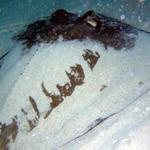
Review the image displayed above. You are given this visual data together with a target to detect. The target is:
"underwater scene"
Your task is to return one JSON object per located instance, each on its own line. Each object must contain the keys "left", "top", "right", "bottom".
{"left": 0, "top": 0, "right": 150, "bottom": 150}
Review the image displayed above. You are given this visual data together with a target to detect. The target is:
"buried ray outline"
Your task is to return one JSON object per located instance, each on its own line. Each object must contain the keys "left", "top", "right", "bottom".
{"left": 42, "top": 64, "right": 85, "bottom": 119}
{"left": 1, "top": 9, "right": 148, "bottom": 149}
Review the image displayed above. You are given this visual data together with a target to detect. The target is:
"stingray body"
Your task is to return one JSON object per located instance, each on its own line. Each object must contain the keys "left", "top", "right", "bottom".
{"left": 0, "top": 9, "right": 150, "bottom": 150}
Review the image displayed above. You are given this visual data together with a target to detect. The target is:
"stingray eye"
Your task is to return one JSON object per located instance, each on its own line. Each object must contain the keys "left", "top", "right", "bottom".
{"left": 86, "top": 19, "right": 97, "bottom": 27}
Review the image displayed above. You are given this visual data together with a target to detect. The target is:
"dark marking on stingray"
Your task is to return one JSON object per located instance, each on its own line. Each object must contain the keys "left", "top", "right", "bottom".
{"left": 43, "top": 93, "right": 64, "bottom": 119}
{"left": 82, "top": 49, "right": 100, "bottom": 70}
{"left": 56, "top": 82, "right": 74, "bottom": 97}
{"left": 41, "top": 82, "right": 52, "bottom": 97}
{"left": 100, "top": 84, "right": 108, "bottom": 92}
{"left": 21, "top": 108, "right": 28, "bottom": 115}
{"left": 14, "top": 9, "right": 138, "bottom": 50}
{"left": 0, "top": 118, "right": 18, "bottom": 150}
{"left": 21, "top": 108, "right": 38, "bottom": 132}
{"left": 44, "top": 93, "right": 63, "bottom": 119}
{"left": 66, "top": 64, "right": 85, "bottom": 86}
{"left": 27, "top": 117, "right": 39, "bottom": 131}
{"left": 56, "top": 64, "right": 85, "bottom": 97}
{"left": 41, "top": 82, "right": 64, "bottom": 116}
{"left": 43, "top": 64, "right": 85, "bottom": 119}
{"left": 29, "top": 96, "right": 40, "bottom": 118}
{"left": 44, "top": 109, "right": 53, "bottom": 119}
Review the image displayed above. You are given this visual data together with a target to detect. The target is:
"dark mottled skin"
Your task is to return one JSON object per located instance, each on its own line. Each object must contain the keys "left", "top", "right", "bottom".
{"left": 14, "top": 9, "right": 138, "bottom": 50}
{"left": 0, "top": 119, "right": 18, "bottom": 150}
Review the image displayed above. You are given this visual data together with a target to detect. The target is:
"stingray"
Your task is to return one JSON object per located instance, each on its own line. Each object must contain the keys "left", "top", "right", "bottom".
{"left": 0, "top": 9, "right": 150, "bottom": 150}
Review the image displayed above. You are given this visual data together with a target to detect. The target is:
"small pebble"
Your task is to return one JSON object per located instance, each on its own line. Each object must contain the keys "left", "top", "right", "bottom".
{"left": 120, "top": 15, "right": 125, "bottom": 20}
{"left": 138, "top": 81, "right": 143, "bottom": 85}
